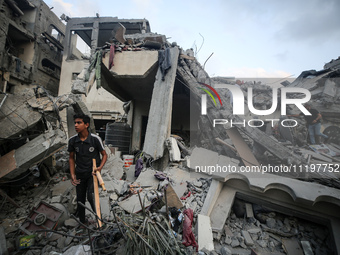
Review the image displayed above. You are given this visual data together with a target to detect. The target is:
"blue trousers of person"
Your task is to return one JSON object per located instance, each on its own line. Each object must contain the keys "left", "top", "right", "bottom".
{"left": 308, "top": 123, "right": 328, "bottom": 144}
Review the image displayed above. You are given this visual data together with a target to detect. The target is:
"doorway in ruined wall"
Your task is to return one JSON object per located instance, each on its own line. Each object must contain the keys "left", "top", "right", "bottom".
{"left": 170, "top": 78, "right": 191, "bottom": 146}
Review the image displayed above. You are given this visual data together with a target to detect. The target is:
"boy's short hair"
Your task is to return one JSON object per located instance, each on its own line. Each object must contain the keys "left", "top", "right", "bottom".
{"left": 73, "top": 114, "right": 90, "bottom": 124}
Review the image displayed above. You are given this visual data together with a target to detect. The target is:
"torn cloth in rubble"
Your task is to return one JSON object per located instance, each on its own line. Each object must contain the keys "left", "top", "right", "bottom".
{"left": 158, "top": 48, "right": 172, "bottom": 81}
{"left": 84, "top": 50, "right": 102, "bottom": 88}
{"left": 109, "top": 44, "right": 115, "bottom": 69}
{"left": 182, "top": 208, "right": 198, "bottom": 251}
{"left": 134, "top": 158, "right": 143, "bottom": 177}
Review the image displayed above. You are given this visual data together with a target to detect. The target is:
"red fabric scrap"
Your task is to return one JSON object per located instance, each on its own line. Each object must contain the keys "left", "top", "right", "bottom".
{"left": 182, "top": 208, "right": 198, "bottom": 251}
{"left": 180, "top": 191, "right": 191, "bottom": 200}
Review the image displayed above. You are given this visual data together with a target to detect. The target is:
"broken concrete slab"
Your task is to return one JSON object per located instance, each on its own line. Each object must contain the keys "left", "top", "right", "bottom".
{"left": 165, "top": 137, "right": 181, "bottom": 162}
{"left": 241, "top": 230, "right": 254, "bottom": 246}
{"left": 245, "top": 203, "right": 254, "bottom": 218}
{"left": 164, "top": 167, "right": 195, "bottom": 198}
{"left": 64, "top": 219, "right": 79, "bottom": 228}
{"left": 300, "top": 241, "right": 313, "bottom": 255}
{"left": 209, "top": 186, "right": 236, "bottom": 232}
{"left": 133, "top": 169, "right": 159, "bottom": 188}
{"left": 226, "top": 127, "right": 260, "bottom": 168}
{"left": 117, "top": 189, "right": 152, "bottom": 213}
{"left": 143, "top": 47, "right": 179, "bottom": 160}
{"left": 104, "top": 178, "right": 128, "bottom": 195}
{"left": 188, "top": 147, "right": 240, "bottom": 180}
{"left": 0, "top": 129, "right": 67, "bottom": 180}
{"left": 51, "top": 181, "right": 73, "bottom": 197}
{"left": 0, "top": 89, "right": 42, "bottom": 141}
{"left": 200, "top": 180, "right": 223, "bottom": 216}
{"left": 165, "top": 185, "right": 183, "bottom": 209}
{"left": 282, "top": 238, "right": 304, "bottom": 255}
{"left": 101, "top": 148, "right": 124, "bottom": 180}
{"left": 125, "top": 165, "right": 137, "bottom": 182}
{"left": 197, "top": 214, "right": 214, "bottom": 251}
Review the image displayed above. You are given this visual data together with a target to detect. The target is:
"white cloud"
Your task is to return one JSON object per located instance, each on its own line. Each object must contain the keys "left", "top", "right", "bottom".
{"left": 222, "top": 67, "right": 292, "bottom": 79}
{"left": 48, "top": 0, "right": 74, "bottom": 17}
{"left": 47, "top": 0, "right": 97, "bottom": 17}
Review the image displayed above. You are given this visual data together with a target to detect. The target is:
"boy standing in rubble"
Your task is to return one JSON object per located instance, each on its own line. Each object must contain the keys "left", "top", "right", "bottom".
{"left": 68, "top": 114, "right": 107, "bottom": 224}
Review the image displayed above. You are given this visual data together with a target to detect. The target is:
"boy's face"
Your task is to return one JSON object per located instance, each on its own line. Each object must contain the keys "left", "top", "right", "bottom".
{"left": 74, "top": 118, "right": 89, "bottom": 133}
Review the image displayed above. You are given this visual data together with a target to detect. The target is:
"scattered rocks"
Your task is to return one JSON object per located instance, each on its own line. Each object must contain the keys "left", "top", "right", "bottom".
{"left": 266, "top": 217, "right": 276, "bottom": 228}
{"left": 220, "top": 246, "right": 232, "bottom": 255}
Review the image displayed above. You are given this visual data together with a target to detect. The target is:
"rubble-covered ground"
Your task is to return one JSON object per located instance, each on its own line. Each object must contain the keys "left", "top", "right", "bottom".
{"left": 0, "top": 143, "right": 336, "bottom": 255}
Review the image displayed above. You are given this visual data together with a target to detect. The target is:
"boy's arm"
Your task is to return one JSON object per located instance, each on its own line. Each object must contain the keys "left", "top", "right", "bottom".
{"left": 95, "top": 150, "right": 107, "bottom": 173}
{"left": 69, "top": 151, "right": 80, "bottom": 185}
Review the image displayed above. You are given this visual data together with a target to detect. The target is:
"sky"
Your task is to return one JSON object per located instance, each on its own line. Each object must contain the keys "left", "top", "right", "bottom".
{"left": 45, "top": 0, "right": 340, "bottom": 79}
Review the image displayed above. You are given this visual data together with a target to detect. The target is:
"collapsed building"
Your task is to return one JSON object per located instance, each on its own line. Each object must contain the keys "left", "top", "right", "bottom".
{"left": 1, "top": 3, "right": 340, "bottom": 255}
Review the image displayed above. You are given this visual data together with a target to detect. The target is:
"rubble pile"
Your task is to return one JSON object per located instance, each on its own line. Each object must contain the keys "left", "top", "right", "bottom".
{"left": 209, "top": 198, "right": 334, "bottom": 255}
{"left": 0, "top": 144, "right": 216, "bottom": 254}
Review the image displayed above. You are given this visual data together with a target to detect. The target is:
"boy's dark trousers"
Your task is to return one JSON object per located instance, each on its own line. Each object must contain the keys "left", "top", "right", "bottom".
{"left": 75, "top": 173, "right": 96, "bottom": 223}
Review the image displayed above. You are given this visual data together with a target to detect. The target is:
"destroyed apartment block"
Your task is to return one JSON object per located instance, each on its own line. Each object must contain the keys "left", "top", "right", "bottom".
{"left": 1, "top": 9, "right": 340, "bottom": 254}
{"left": 0, "top": 0, "right": 71, "bottom": 182}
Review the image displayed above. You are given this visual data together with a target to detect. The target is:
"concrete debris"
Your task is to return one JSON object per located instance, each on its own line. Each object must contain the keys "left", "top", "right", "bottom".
{"left": 1, "top": 7, "right": 340, "bottom": 254}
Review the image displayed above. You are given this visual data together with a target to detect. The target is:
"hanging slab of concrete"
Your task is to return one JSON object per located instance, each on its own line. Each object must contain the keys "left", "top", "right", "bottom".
{"left": 226, "top": 127, "right": 260, "bottom": 168}
{"left": 209, "top": 186, "right": 236, "bottom": 232}
{"left": 0, "top": 129, "right": 67, "bottom": 180}
{"left": 197, "top": 214, "right": 214, "bottom": 251}
{"left": 143, "top": 47, "right": 179, "bottom": 160}
{"left": 0, "top": 91, "right": 42, "bottom": 140}
{"left": 200, "top": 180, "right": 223, "bottom": 216}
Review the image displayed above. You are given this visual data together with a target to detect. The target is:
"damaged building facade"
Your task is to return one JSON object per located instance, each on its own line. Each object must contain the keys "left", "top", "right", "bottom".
{"left": 1, "top": 3, "right": 340, "bottom": 254}
{"left": 0, "top": 0, "right": 69, "bottom": 182}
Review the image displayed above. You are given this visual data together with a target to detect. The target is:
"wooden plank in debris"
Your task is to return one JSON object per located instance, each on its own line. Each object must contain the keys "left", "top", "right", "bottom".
{"left": 165, "top": 185, "right": 183, "bottom": 209}
{"left": 209, "top": 185, "right": 236, "bottom": 232}
{"left": 143, "top": 47, "right": 179, "bottom": 159}
{"left": 282, "top": 238, "right": 304, "bottom": 255}
{"left": 93, "top": 175, "right": 102, "bottom": 228}
{"left": 301, "top": 241, "right": 313, "bottom": 255}
{"left": 245, "top": 203, "right": 254, "bottom": 218}
{"left": 226, "top": 127, "right": 260, "bottom": 167}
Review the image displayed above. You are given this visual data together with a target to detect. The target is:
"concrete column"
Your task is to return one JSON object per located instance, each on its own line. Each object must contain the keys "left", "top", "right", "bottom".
{"left": 91, "top": 21, "right": 99, "bottom": 55}
{"left": 143, "top": 47, "right": 179, "bottom": 159}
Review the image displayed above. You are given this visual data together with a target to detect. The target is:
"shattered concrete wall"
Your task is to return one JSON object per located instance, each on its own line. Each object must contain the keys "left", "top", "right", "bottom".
{"left": 0, "top": 0, "right": 65, "bottom": 96}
